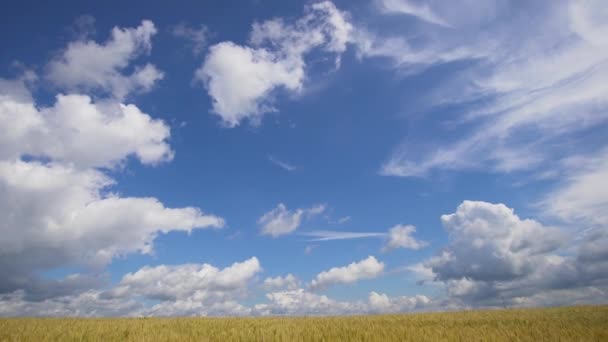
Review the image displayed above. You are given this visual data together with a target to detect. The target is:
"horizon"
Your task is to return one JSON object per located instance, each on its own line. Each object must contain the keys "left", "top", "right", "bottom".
{"left": 1, "top": 0, "right": 607, "bottom": 317}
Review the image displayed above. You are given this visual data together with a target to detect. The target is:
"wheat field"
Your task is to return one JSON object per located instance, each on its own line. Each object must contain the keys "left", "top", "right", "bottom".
{"left": 0, "top": 305, "right": 606, "bottom": 341}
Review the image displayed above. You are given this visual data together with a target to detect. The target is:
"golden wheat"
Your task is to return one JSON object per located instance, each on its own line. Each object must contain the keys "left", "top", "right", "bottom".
{"left": 0, "top": 305, "right": 606, "bottom": 341}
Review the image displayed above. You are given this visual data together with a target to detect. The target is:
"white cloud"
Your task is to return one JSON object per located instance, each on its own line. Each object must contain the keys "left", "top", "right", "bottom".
{"left": 368, "top": 291, "right": 432, "bottom": 313}
{"left": 310, "top": 256, "right": 384, "bottom": 290}
{"left": 47, "top": 20, "right": 164, "bottom": 100}
{"left": 541, "top": 150, "right": 608, "bottom": 228}
{"left": 196, "top": 1, "right": 353, "bottom": 127}
{"left": 263, "top": 274, "right": 299, "bottom": 291}
{"left": 268, "top": 155, "right": 296, "bottom": 171}
{"left": 408, "top": 200, "right": 608, "bottom": 307}
{"left": 254, "top": 289, "right": 437, "bottom": 316}
{"left": 0, "top": 89, "right": 173, "bottom": 168}
{"left": 430, "top": 201, "right": 564, "bottom": 283}
{"left": 105, "top": 257, "right": 261, "bottom": 313}
{"left": 0, "top": 74, "right": 224, "bottom": 301}
{"left": 254, "top": 289, "right": 362, "bottom": 316}
{"left": 383, "top": 224, "right": 428, "bottom": 251}
{"left": 379, "top": 0, "right": 608, "bottom": 177}
{"left": 376, "top": 0, "right": 451, "bottom": 27}
{"left": 1, "top": 258, "right": 260, "bottom": 317}
{"left": 258, "top": 203, "right": 325, "bottom": 237}
{"left": 0, "top": 160, "right": 223, "bottom": 295}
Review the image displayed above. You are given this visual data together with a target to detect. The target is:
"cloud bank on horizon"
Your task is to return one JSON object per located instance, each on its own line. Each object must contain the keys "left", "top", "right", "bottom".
{"left": 0, "top": 0, "right": 607, "bottom": 316}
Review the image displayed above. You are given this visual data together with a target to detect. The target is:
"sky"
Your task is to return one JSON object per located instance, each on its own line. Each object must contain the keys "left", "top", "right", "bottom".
{"left": 0, "top": 0, "right": 607, "bottom": 316}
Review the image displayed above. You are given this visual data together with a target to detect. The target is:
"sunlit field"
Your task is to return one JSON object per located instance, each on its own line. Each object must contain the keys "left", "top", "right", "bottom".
{"left": 1, "top": 305, "right": 606, "bottom": 341}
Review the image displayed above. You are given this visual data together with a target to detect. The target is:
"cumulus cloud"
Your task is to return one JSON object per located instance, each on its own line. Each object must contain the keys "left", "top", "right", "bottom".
{"left": 263, "top": 274, "right": 299, "bottom": 291}
{"left": 104, "top": 257, "right": 261, "bottom": 316}
{"left": 0, "top": 69, "right": 222, "bottom": 303}
{"left": 0, "top": 89, "right": 173, "bottom": 168}
{"left": 47, "top": 20, "right": 164, "bottom": 100}
{"left": 0, "top": 160, "right": 224, "bottom": 296}
{"left": 310, "top": 256, "right": 384, "bottom": 290}
{"left": 368, "top": 291, "right": 432, "bottom": 313}
{"left": 1, "top": 258, "right": 260, "bottom": 317}
{"left": 195, "top": 1, "right": 353, "bottom": 127}
{"left": 408, "top": 200, "right": 608, "bottom": 307}
{"left": 254, "top": 289, "right": 361, "bottom": 316}
{"left": 258, "top": 203, "right": 326, "bottom": 237}
{"left": 254, "top": 289, "right": 437, "bottom": 316}
{"left": 383, "top": 224, "right": 428, "bottom": 251}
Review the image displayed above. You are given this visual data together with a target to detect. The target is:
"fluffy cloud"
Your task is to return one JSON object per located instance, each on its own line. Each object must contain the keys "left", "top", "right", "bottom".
{"left": 108, "top": 257, "right": 260, "bottom": 300}
{"left": 254, "top": 289, "right": 437, "bottom": 316}
{"left": 263, "top": 274, "right": 299, "bottom": 291}
{"left": 0, "top": 160, "right": 223, "bottom": 297}
{"left": 47, "top": 20, "right": 164, "bottom": 100}
{"left": 383, "top": 224, "right": 428, "bottom": 251}
{"left": 0, "top": 88, "right": 173, "bottom": 168}
{"left": 1, "top": 60, "right": 222, "bottom": 303}
{"left": 430, "top": 201, "right": 564, "bottom": 283}
{"left": 104, "top": 257, "right": 261, "bottom": 316}
{"left": 409, "top": 200, "right": 608, "bottom": 307}
{"left": 196, "top": 1, "right": 353, "bottom": 127}
{"left": 1, "top": 257, "right": 260, "bottom": 317}
{"left": 310, "top": 256, "right": 384, "bottom": 290}
{"left": 368, "top": 291, "right": 433, "bottom": 313}
{"left": 254, "top": 289, "right": 362, "bottom": 316}
{"left": 258, "top": 203, "right": 325, "bottom": 237}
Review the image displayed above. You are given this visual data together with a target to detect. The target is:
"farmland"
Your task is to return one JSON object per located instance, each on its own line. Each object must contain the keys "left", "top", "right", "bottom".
{"left": 0, "top": 305, "right": 606, "bottom": 341}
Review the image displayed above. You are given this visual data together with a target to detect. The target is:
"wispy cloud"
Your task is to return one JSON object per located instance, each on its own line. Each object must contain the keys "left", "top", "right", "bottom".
{"left": 300, "top": 230, "right": 386, "bottom": 241}
{"left": 268, "top": 155, "right": 296, "bottom": 172}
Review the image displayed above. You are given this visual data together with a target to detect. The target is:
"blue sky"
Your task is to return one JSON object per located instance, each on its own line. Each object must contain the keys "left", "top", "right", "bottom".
{"left": 1, "top": 0, "right": 607, "bottom": 316}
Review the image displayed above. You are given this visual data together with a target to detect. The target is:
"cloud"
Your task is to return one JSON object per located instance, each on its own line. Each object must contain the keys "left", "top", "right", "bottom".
{"left": 310, "top": 256, "right": 384, "bottom": 290}
{"left": 172, "top": 23, "right": 209, "bottom": 55}
{"left": 0, "top": 88, "right": 173, "bottom": 168}
{"left": 104, "top": 257, "right": 260, "bottom": 316}
{"left": 540, "top": 150, "right": 608, "bottom": 228}
{"left": 379, "top": 0, "right": 608, "bottom": 177}
{"left": 254, "top": 289, "right": 438, "bottom": 316}
{"left": 376, "top": 0, "right": 451, "bottom": 27}
{"left": 409, "top": 200, "right": 608, "bottom": 307}
{"left": 46, "top": 20, "right": 164, "bottom": 100}
{"left": 1, "top": 258, "right": 260, "bottom": 317}
{"left": 268, "top": 155, "right": 296, "bottom": 171}
{"left": 368, "top": 291, "right": 433, "bottom": 313}
{"left": 263, "top": 274, "right": 299, "bottom": 291}
{"left": 383, "top": 224, "right": 428, "bottom": 251}
{"left": 195, "top": 1, "right": 354, "bottom": 127}
{"left": 0, "top": 160, "right": 223, "bottom": 297}
{"left": 0, "top": 72, "right": 224, "bottom": 302}
{"left": 0, "top": 290, "right": 143, "bottom": 317}
{"left": 300, "top": 230, "right": 385, "bottom": 241}
{"left": 258, "top": 203, "right": 326, "bottom": 237}
{"left": 254, "top": 289, "right": 362, "bottom": 316}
